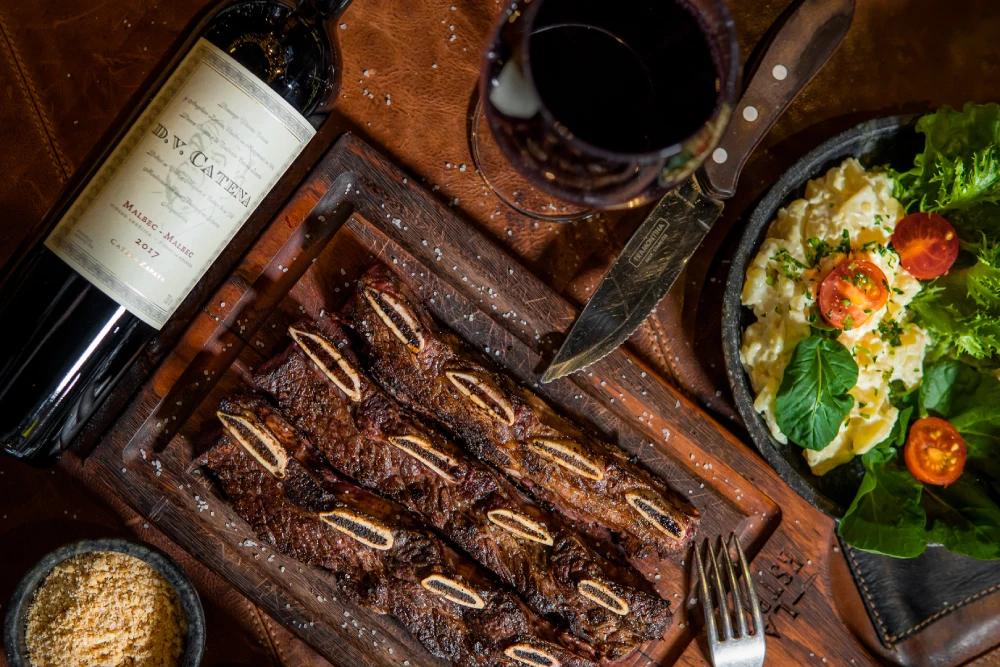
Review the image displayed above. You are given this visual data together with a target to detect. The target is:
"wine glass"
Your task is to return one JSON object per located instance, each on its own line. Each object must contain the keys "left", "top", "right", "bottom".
{"left": 473, "top": 0, "right": 739, "bottom": 220}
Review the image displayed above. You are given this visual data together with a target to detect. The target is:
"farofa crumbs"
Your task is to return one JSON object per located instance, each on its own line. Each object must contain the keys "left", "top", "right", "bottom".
{"left": 25, "top": 551, "right": 186, "bottom": 667}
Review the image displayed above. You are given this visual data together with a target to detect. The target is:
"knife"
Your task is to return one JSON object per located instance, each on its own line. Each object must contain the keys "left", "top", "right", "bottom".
{"left": 541, "top": 0, "right": 855, "bottom": 384}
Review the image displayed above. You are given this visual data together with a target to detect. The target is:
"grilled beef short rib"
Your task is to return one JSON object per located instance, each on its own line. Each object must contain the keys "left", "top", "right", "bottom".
{"left": 349, "top": 265, "right": 699, "bottom": 561}
{"left": 253, "top": 319, "right": 671, "bottom": 660}
{"left": 200, "top": 394, "right": 597, "bottom": 667}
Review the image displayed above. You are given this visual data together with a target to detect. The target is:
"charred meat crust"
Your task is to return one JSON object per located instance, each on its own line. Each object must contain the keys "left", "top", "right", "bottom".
{"left": 253, "top": 321, "right": 671, "bottom": 659}
{"left": 201, "top": 394, "right": 597, "bottom": 667}
{"left": 349, "top": 265, "right": 699, "bottom": 561}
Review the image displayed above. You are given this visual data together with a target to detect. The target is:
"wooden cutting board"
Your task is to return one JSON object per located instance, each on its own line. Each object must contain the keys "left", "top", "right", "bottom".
{"left": 85, "top": 134, "right": 876, "bottom": 666}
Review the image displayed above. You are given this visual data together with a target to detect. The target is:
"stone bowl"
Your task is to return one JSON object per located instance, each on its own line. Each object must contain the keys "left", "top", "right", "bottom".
{"left": 721, "top": 115, "right": 923, "bottom": 518}
{"left": 3, "top": 537, "right": 206, "bottom": 667}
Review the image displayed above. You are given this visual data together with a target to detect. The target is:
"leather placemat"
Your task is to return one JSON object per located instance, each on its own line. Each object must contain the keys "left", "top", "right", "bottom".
{"left": 843, "top": 541, "right": 1000, "bottom": 647}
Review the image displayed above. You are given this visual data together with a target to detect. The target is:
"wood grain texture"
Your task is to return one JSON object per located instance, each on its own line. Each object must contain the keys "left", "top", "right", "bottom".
{"left": 87, "top": 134, "right": 877, "bottom": 666}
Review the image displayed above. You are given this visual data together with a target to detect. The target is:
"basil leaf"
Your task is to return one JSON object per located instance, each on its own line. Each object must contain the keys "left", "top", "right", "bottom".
{"left": 924, "top": 478, "right": 1000, "bottom": 560}
{"left": 775, "top": 336, "right": 859, "bottom": 450}
{"left": 838, "top": 447, "right": 927, "bottom": 558}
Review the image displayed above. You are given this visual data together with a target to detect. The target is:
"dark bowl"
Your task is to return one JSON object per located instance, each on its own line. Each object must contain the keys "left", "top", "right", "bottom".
{"left": 722, "top": 115, "right": 925, "bottom": 518}
{"left": 3, "top": 538, "right": 206, "bottom": 667}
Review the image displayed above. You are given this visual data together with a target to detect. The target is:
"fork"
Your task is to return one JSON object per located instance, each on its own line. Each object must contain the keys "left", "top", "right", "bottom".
{"left": 694, "top": 534, "right": 767, "bottom": 667}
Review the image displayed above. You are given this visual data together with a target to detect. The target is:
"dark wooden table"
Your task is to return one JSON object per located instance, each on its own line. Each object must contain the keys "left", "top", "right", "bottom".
{"left": 4, "top": 0, "right": 1000, "bottom": 665}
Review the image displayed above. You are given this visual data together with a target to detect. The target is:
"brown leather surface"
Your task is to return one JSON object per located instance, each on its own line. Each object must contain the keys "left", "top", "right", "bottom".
{"left": 3, "top": 0, "right": 1000, "bottom": 665}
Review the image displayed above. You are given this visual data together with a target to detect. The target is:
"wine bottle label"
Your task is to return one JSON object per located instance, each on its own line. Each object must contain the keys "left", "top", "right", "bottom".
{"left": 45, "top": 39, "right": 316, "bottom": 329}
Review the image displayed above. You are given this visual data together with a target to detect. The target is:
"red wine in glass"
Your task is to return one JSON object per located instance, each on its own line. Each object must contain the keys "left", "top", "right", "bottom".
{"left": 476, "top": 0, "right": 738, "bottom": 216}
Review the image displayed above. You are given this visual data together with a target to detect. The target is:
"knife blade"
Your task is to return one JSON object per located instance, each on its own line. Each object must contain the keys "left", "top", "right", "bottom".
{"left": 540, "top": 0, "right": 854, "bottom": 383}
{"left": 541, "top": 178, "right": 722, "bottom": 383}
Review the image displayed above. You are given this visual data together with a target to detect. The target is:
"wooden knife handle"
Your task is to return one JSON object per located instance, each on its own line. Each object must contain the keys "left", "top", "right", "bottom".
{"left": 700, "top": 0, "right": 855, "bottom": 199}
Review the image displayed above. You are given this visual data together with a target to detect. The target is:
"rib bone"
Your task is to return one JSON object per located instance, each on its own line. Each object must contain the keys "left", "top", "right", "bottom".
{"left": 289, "top": 325, "right": 362, "bottom": 401}
{"left": 529, "top": 438, "right": 604, "bottom": 481}
{"left": 578, "top": 580, "right": 629, "bottom": 616}
{"left": 363, "top": 287, "right": 425, "bottom": 353}
{"left": 445, "top": 371, "right": 515, "bottom": 426}
{"left": 218, "top": 412, "right": 288, "bottom": 478}
{"left": 319, "top": 508, "right": 395, "bottom": 550}
{"left": 626, "top": 491, "right": 685, "bottom": 540}
{"left": 387, "top": 434, "right": 459, "bottom": 483}
{"left": 420, "top": 574, "right": 485, "bottom": 609}
{"left": 486, "top": 509, "right": 554, "bottom": 546}
{"left": 504, "top": 643, "right": 562, "bottom": 667}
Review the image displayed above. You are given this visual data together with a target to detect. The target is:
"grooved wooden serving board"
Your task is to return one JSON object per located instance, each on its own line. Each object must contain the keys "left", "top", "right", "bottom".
{"left": 86, "top": 134, "right": 876, "bottom": 666}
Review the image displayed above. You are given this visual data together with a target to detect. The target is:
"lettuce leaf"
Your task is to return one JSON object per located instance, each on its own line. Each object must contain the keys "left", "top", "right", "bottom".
{"left": 922, "top": 360, "right": 1000, "bottom": 486}
{"left": 921, "top": 361, "right": 1000, "bottom": 451}
{"left": 896, "top": 103, "right": 1000, "bottom": 235}
{"left": 840, "top": 360, "right": 1000, "bottom": 559}
{"left": 924, "top": 479, "right": 1000, "bottom": 560}
{"left": 839, "top": 447, "right": 927, "bottom": 558}
{"left": 919, "top": 359, "right": 984, "bottom": 417}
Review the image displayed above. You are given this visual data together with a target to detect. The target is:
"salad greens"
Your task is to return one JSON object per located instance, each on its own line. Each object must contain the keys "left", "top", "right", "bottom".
{"left": 840, "top": 360, "right": 1000, "bottom": 559}
{"left": 907, "top": 241, "right": 1000, "bottom": 361}
{"left": 921, "top": 360, "right": 1000, "bottom": 483}
{"left": 775, "top": 336, "right": 858, "bottom": 450}
{"left": 835, "top": 103, "right": 1000, "bottom": 559}
{"left": 897, "top": 104, "right": 1000, "bottom": 362}
{"left": 753, "top": 103, "right": 1000, "bottom": 558}
{"left": 839, "top": 447, "right": 927, "bottom": 558}
{"left": 895, "top": 103, "right": 1000, "bottom": 238}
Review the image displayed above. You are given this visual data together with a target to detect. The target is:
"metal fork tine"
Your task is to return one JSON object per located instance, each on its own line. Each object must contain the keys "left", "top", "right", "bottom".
{"left": 694, "top": 541, "right": 719, "bottom": 643}
{"left": 708, "top": 541, "right": 733, "bottom": 640}
{"left": 734, "top": 533, "right": 765, "bottom": 636}
{"left": 722, "top": 534, "right": 749, "bottom": 638}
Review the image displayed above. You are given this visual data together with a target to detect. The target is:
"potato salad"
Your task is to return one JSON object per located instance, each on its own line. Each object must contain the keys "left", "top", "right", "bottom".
{"left": 740, "top": 158, "right": 929, "bottom": 475}
{"left": 737, "top": 104, "right": 1000, "bottom": 560}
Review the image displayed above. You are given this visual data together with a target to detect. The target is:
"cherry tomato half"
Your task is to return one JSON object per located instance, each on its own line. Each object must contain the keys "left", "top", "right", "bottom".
{"left": 904, "top": 417, "right": 967, "bottom": 486}
{"left": 891, "top": 212, "right": 960, "bottom": 280}
{"left": 817, "top": 259, "right": 890, "bottom": 330}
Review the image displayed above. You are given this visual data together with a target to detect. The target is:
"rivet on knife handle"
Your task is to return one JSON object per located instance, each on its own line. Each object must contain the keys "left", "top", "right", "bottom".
{"left": 700, "top": 0, "right": 855, "bottom": 199}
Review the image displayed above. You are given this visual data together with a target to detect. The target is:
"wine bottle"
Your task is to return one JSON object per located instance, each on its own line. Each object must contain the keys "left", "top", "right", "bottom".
{"left": 0, "top": 0, "right": 349, "bottom": 465}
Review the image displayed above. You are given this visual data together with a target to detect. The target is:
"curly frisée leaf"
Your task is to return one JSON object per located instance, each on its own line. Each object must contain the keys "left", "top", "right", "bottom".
{"left": 895, "top": 103, "right": 1000, "bottom": 235}
{"left": 774, "top": 336, "right": 859, "bottom": 450}
{"left": 907, "top": 241, "right": 1000, "bottom": 361}
{"left": 839, "top": 447, "right": 928, "bottom": 558}
{"left": 895, "top": 104, "right": 1000, "bottom": 363}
